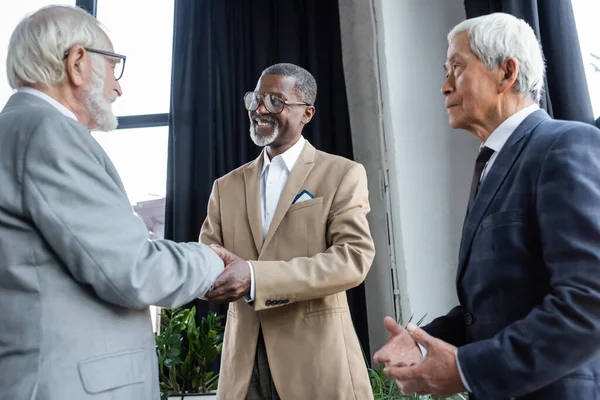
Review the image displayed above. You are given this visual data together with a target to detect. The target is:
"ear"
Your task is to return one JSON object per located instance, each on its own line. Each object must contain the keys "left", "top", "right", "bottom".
{"left": 65, "top": 45, "right": 90, "bottom": 88}
{"left": 498, "top": 57, "right": 519, "bottom": 95}
{"left": 302, "top": 106, "right": 315, "bottom": 124}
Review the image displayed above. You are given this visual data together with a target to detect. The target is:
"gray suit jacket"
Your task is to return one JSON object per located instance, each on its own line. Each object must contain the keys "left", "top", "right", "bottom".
{"left": 0, "top": 93, "right": 223, "bottom": 399}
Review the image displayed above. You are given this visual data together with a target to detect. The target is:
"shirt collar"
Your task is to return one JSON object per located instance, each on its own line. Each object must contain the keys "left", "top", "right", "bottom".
{"left": 484, "top": 103, "right": 539, "bottom": 153}
{"left": 261, "top": 136, "right": 306, "bottom": 176}
{"left": 17, "top": 87, "right": 78, "bottom": 121}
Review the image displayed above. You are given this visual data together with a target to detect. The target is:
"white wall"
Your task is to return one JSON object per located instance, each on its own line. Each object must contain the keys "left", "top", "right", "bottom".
{"left": 339, "top": 0, "right": 478, "bottom": 358}
{"left": 377, "top": 0, "right": 477, "bottom": 324}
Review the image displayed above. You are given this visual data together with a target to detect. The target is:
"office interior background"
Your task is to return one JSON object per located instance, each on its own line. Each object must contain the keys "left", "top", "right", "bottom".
{"left": 2, "top": 0, "right": 599, "bottom": 365}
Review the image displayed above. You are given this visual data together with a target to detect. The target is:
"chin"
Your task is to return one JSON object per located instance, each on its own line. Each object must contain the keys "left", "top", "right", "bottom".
{"left": 249, "top": 124, "right": 279, "bottom": 147}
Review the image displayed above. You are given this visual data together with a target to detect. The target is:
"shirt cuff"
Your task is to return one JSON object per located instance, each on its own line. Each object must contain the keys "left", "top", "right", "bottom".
{"left": 455, "top": 349, "right": 471, "bottom": 392}
{"left": 244, "top": 261, "right": 256, "bottom": 303}
{"left": 418, "top": 343, "right": 428, "bottom": 357}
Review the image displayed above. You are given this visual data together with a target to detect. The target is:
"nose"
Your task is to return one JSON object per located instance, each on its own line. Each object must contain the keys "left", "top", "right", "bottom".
{"left": 441, "top": 75, "right": 453, "bottom": 97}
{"left": 114, "top": 80, "right": 123, "bottom": 97}
{"left": 256, "top": 100, "right": 269, "bottom": 115}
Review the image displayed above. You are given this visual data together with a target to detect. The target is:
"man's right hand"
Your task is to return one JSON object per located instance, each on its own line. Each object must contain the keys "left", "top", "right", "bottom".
{"left": 373, "top": 316, "right": 424, "bottom": 367}
{"left": 205, "top": 245, "right": 251, "bottom": 303}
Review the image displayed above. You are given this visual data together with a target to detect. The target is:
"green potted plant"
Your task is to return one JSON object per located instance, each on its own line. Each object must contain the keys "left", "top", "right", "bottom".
{"left": 369, "top": 366, "right": 467, "bottom": 400}
{"left": 155, "top": 306, "right": 224, "bottom": 400}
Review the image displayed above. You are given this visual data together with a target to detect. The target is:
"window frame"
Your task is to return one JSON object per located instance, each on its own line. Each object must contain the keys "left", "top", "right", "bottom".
{"left": 75, "top": 0, "right": 170, "bottom": 131}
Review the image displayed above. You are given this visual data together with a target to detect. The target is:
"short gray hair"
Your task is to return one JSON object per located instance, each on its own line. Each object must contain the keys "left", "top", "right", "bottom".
{"left": 261, "top": 63, "right": 317, "bottom": 105}
{"left": 7, "top": 5, "right": 107, "bottom": 89}
{"left": 448, "top": 13, "right": 545, "bottom": 104}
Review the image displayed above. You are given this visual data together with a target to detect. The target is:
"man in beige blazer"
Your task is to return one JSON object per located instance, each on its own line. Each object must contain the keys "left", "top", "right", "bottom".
{"left": 200, "top": 63, "right": 375, "bottom": 400}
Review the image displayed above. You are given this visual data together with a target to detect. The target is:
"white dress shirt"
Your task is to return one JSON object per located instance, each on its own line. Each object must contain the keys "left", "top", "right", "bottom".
{"left": 244, "top": 136, "right": 306, "bottom": 302}
{"left": 17, "top": 87, "right": 78, "bottom": 122}
{"left": 480, "top": 103, "right": 540, "bottom": 181}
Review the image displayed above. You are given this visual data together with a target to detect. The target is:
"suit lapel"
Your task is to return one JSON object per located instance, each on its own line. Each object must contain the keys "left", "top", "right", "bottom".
{"left": 259, "top": 142, "right": 316, "bottom": 258}
{"left": 243, "top": 153, "right": 264, "bottom": 254}
{"left": 457, "top": 110, "right": 549, "bottom": 280}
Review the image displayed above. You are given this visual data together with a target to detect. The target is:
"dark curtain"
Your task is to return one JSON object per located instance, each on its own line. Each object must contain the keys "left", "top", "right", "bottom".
{"left": 165, "top": 0, "right": 370, "bottom": 359}
{"left": 464, "top": 0, "right": 595, "bottom": 124}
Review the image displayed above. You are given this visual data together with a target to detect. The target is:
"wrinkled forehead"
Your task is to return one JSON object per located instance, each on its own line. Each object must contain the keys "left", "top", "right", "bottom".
{"left": 445, "top": 32, "right": 474, "bottom": 66}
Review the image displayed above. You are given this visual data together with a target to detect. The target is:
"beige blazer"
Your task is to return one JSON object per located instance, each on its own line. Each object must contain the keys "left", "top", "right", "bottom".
{"left": 200, "top": 141, "right": 375, "bottom": 400}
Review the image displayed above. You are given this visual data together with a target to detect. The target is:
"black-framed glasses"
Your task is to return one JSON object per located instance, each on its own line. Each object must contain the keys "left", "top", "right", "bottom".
{"left": 244, "top": 91, "right": 309, "bottom": 114}
{"left": 63, "top": 48, "right": 127, "bottom": 81}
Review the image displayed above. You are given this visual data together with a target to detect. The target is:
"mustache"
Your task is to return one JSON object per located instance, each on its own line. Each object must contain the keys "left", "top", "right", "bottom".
{"left": 251, "top": 115, "right": 278, "bottom": 125}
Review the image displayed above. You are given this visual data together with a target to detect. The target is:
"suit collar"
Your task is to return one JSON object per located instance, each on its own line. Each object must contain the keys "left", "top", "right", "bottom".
{"left": 483, "top": 104, "right": 539, "bottom": 154}
{"left": 260, "top": 141, "right": 316, "bottom": 257}
{"left": 17, "top": 87, "right": 78, "bottom": 121}
{"left": 457, "top": 109, "right": 549, "bottom": 279}
{"left": 243, "top": 140, "right": 317, "bottom": 256}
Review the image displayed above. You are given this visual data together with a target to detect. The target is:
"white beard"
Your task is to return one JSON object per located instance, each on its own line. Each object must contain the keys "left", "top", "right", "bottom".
{"left": 85, "top": 57, "right": 118, "bottom": 132}
{"left": 249, "top": 117, "right": 280, "bottom": 147}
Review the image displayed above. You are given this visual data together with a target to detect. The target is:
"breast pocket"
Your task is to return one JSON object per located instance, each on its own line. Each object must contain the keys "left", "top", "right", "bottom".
{"left": 288, "top": 196, "right": 323, "bottom": 212}
{"left": 472, "top": 209, "right": 530, "bottom": 262}
{"left": 283, "top": 197, "right": 326, "bottom": 257}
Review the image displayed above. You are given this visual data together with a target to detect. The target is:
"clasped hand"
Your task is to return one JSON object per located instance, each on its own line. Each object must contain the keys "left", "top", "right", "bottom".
{"left": 373, "top": 317, "right": 465, "bottom": 397}
{"left": 205, "top": 244, "right": 251, "bottom": 302}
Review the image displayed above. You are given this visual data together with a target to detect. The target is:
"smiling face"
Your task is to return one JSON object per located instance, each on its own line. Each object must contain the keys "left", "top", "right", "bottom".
{"left": 248, "top": 74, "right": 314, "bottom": 152}
{"left": 442, "top": 32, "right": 501, "bottom": 133}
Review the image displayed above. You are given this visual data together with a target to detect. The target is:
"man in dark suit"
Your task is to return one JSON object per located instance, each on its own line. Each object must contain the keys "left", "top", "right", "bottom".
{"left": 374, "top": 12, "right": 600, "bottom": 399}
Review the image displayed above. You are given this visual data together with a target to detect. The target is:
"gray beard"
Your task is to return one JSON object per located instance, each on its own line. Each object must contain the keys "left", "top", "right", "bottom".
{"left": 85, "top": 57, "right": 118, "bottom": 132}
{"left": 249, "top": 119, "right": 280, "bottom": 147}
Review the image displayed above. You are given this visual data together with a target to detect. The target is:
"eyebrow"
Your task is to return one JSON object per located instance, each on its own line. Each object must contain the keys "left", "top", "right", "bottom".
{"left": 443, "top": 54, "right": 462, "bottom": 71}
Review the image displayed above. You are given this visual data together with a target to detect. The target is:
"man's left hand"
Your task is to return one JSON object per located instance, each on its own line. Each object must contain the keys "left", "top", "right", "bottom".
{"left": 383, "top": 323, "right": 466, "bottom": 397}
{"left": 205, "top": 245, "right": 251, "bottom": 302}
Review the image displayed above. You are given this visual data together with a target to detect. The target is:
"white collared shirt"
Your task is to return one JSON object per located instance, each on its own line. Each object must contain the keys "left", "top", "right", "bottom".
{"left": 17, "top": 87, "right": 78, "bottom": 122}
{"left": 260, "top": 135, "right": 306, "bottom": 238}
{"left": 480, "top": 103, "right": 540, "bottom": 182}
{"left": 245, "top": 136, "right": 306, "bottom": 302}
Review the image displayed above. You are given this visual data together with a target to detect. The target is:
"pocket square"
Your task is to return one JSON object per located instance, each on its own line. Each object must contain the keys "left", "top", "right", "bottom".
{"left": 292, "top": 189, "right": 314, "bottom": 204}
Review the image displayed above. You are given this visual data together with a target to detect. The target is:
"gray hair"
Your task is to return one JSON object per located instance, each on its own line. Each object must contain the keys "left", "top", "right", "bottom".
{"left": 448, "top": 13, "right": 545, "bottom": 104}
{"left": 262, "top": 63, "right": 317, "bottom": 105}
{"left": 7, "top": 5, "right": 107, "bottom": 89}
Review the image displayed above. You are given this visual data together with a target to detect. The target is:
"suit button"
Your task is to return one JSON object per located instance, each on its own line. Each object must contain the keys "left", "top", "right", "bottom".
{"left": 464, "top": 312, "right": 474, "bottom": 325}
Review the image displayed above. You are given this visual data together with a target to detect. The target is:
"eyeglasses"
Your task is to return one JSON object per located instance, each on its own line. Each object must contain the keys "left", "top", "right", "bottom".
{"left": 244, "top": 91, "right": 309, "bottom": 114}
{"left": 63, "top": 48, "right": 127, "bottom": 81}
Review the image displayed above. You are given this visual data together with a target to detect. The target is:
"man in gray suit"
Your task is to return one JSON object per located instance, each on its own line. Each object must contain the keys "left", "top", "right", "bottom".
{"left": 0, "top": 5, "right": 224, "bottom": 399}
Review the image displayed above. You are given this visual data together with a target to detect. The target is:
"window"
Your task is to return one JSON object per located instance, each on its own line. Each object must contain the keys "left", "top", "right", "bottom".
{"left": 573, "top": 0, "right": 600, "bottom": 119}
{"left": 78, "top": 0, "right": 175, "bottom": 332}
{"left": 0, "top": 1, "right": 75, "bottom": 107}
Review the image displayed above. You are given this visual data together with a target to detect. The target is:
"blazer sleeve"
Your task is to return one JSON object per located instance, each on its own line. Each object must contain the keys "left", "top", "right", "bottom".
{"left": 199, "top": 180, "right": 224, "bottom": 247}
{"left": 458, "top": 123, "right": 600, "bottom": 398}
{"left": 21, "top": 116, "right": 224, "bottom": 310}
{"left": 422, "top": 305, "right": 466, "bottom": 347}
{"left": 251, "top": 163, "right": 375, "bottom": 311}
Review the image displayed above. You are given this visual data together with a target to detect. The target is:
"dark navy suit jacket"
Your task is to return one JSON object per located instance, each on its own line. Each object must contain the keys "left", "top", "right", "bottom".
{"left": 425, "top": 110, "right": 600, "bottom": 399}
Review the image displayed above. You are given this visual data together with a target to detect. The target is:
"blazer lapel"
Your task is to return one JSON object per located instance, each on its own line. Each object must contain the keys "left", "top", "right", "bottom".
{"left": 457, "top": 110, "right": 549, "bottom": 280}
{"left": 243, "top": 153, "right": 264, "bottom": 254}
{"left": 259, "top": 141, "right": 316, "bottom": 258}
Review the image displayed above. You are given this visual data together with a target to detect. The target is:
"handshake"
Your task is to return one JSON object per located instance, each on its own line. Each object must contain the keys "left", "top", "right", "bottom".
{"left": 205, "top": 244, "right": 252, "bottom": 303}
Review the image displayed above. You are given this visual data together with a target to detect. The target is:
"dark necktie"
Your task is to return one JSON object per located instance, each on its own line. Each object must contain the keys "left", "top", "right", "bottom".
{"left": 468, "top": 146, "right": 495, "bottom": 208}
